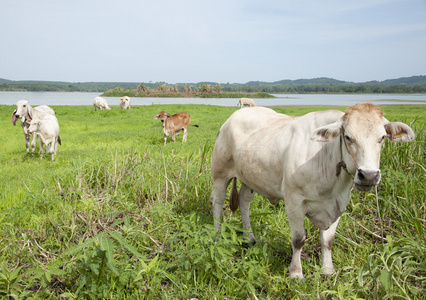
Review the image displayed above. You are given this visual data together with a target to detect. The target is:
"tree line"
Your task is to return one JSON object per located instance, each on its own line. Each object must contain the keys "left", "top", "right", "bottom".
{"left": 1, "top": 79, "right": 425, "bottom": 94}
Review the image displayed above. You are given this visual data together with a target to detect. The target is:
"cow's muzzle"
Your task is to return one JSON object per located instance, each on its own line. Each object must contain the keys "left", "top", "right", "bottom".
{"left": 354, "top": 169, "right": 381, "bottom": 191}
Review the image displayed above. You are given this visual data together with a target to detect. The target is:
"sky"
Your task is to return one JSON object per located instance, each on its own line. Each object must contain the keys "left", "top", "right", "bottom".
{"left": 1, "top": 0, "right": 426, "bottom": 84}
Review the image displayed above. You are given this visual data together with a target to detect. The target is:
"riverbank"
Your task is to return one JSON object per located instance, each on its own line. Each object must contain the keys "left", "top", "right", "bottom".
{"left": 101, "top": 88, "right": 275, "bottom": 98}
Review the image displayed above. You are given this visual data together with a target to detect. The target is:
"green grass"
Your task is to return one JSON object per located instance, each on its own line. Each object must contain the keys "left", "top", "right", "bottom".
{"left": 0, "top": 104, "right": 425, "bottom": 299}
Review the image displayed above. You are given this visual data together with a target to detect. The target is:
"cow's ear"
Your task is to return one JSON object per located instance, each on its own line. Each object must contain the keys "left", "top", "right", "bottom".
{"left": 11, "top": 110, "right": 17, "bottom": 126}
{"left": 311, "top": 122, "right": 342, "bottom": 142}
{"left": 154, "top": 114, "right": 160, "bottom": 120}
{"left": 385, "top": 122, "right": 415, "bottom": 142}
{"left": 28, "top": 106, "right": 33, "bottom": 119}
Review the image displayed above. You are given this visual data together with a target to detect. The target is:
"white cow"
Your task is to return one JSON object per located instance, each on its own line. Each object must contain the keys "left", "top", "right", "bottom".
{"left": 119, "top": 96, "right": 131, "bottom": 110}
{"left": 93, "top": 97, "right": 111, "bottom": 111}
{"left": 238, "top": 98, "right": 256, "bottom": 108}
{"left": 28, "top": 115, "right": 61, "bottom": 161}
{"left": 11, "top": 100, "right": 55, "bottom": 152}
{"left": 211, "top": 104, "right": 415, "bottom": 279}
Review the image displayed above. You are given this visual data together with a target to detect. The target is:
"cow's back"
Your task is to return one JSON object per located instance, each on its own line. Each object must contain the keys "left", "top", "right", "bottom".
{"left": 40, "top": 115, "right": 60, "bottom": 136}
{"left": 171, "top": 112, "right": 190, "bottom": 128}
{"left": 35, "top": 105, "right": 55, "bottom": 116}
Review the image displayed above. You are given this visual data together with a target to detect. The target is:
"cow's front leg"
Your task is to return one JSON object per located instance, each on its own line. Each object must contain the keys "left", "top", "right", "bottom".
{"left": 287, "top": 203, "right": 306, "bottom": 279}
{"left": 39, "top": 136, "right": 44, "bottom": 155}
{"left": 163, "top": 133, "right": 167, "bottom": 145}
{"left": 320, "top": 217, "right": 340, "bottom": 275}
{"left": 238, "top": 183, "right": 256, "bottom": 243}
{"left": 30, "top": 133, "right": 37, "bottom": 152}
{"left": 25, "top": 134, "right": 30, "bottom": 152}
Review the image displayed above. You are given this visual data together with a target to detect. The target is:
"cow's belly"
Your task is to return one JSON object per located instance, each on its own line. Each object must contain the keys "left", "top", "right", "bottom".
{"left": 233, "top": 154, "right": 284, "bottom": 200}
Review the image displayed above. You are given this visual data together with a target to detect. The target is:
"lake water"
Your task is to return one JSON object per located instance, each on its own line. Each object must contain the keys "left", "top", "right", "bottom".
{"left": 1, "top": 91, "right": 426, "bottom": 107}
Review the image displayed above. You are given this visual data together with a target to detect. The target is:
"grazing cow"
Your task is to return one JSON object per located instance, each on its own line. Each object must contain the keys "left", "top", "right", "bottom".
{"left": 120, "top": 96, "right": 131, "bottom": 110}
{"left": 211, "top": 104, "right": 414, "bottom": 279}
{"left": 11, "top": 100, "right": 55, "bottom": 152}
{"left": 154, "top": 111, "right": 199, "bottom": 144}
{"left": 93, "top": 97, "right": 111, "bottom": 111}
{"left": 28, "top": 115, "right": 61, "bottom": 161}
{"left": 238, "top": 98, "right": 256, "bottom": 108}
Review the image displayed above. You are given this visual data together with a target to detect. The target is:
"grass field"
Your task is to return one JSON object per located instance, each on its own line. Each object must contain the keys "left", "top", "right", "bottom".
{"left": 0, "top": 104, "right": 425, "bottom": 299}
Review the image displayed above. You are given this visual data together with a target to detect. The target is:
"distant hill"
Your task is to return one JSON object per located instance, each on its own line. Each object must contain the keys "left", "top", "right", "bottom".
{"left": 246, "top": 77, "right": 348, "bottom": 86}
{"left": 365, "top": 75, "right": 426, "bottom": 85}
{"left": 246, "top": 76, "right": 426, "bottom": 86}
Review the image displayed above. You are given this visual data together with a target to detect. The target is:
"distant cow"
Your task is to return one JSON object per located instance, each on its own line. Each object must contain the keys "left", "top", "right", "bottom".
{"left": 211, "top": 104, "right": 414, "bottom": 279}
{"left": 28, "top": 115, "right": 61, "bottom": 161}
{"left": 93, "top": 97, "right": 111, "bottom": 111}
{"left": 11, "top": 100, "right": 55, "bottom": 152}
{"left": 120, "top": 96, "right": 131, "bottom": 110}
{"left": 238, "top": 98, "right": 256, "bottom": 108}
{"left": 154, "top": 111, "right": 199, "bottom": 144}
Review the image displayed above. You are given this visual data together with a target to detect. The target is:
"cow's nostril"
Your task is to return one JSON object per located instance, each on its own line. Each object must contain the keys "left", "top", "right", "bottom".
{"left": 374, "top": 171, "right": 381, "bottom": 181}
{"left": 357, "top": 169, "right": 366, "bottom": 181}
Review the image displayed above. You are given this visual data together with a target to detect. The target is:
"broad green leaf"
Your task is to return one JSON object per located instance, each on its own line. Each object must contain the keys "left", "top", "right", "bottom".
{"left": 109, "top": 231, "right": 145, "bottom": 259}
{"left": 63, "top": 236, "right": 96, "bottom": 256}
{"left": 380, "top": 269, "right": 392, "bottom": 291}
{"left": 99, "top": 237, "right": 114, "bottom": 262}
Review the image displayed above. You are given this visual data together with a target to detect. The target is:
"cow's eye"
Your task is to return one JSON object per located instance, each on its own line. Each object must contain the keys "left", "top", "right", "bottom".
{"left": 344, "top": 135, "right": 353, "bottom": 143}
{"left": 378, "top": 135, "right": 386, "bottom": 143}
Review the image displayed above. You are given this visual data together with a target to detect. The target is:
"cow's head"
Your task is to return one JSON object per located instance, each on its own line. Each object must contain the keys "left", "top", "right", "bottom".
{"left": 154, "top": 111, "right": 172, "bottom": 125}
{"left": 27, "top": 119, "right": 41, "bottom": 134}
{"left": 311, "top": 103, "right": 415, "bottom": 191}
{"left": 12, "top": 100, "right": 32, "bottom": 126}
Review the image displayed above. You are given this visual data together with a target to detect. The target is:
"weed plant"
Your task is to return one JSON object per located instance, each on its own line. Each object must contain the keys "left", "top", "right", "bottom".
{"left": 0, "top": 104, "right": 424, "bottom": 299}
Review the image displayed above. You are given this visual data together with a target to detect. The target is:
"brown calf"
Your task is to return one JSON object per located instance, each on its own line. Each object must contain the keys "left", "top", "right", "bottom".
{"left": 154, "top": 111, "right": 198, "bottom": 144}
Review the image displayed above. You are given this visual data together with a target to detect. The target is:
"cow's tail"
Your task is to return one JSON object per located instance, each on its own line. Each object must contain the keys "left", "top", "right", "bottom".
{"left": 229, "top": 177, "right": 239, "bottom": 212}
{"left": 58, "top": 135, "right": 62, "bottom": 145}
{"left": 190, "top": 117, "right": 199, "bottom": 128}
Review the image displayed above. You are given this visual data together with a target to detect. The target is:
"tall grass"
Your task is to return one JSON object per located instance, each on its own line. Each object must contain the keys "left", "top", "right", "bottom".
{"left": 0, "top": 104, "right": 424, "bottom": 298}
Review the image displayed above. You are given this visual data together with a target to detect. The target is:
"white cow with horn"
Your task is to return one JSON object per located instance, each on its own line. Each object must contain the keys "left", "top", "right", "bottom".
{"left": 11, "top": 100, "right": 55, "bottom": 152}
{"left": 211, "top": 103, "right": 415, "bottom": 279}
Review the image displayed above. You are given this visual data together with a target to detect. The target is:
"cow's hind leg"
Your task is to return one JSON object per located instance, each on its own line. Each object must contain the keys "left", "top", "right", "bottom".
{"left": 238, "top": 183, "right": 256, "bottom": 243}
{"left": 320, "top": 217, "right": 340, "bottom": 275}
{"left": 182, "top": 128, "right": 188, "bottom": 142}
{"left": 50, "top": 140, "right": 57, "bottom": 161}
{"left": 211, "top": 177, "right": 231, "bottom": 233}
